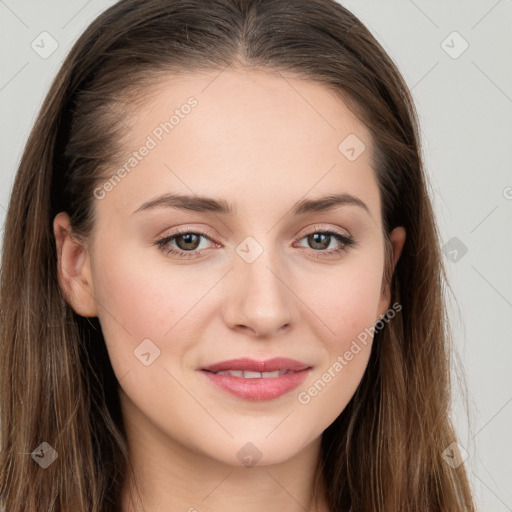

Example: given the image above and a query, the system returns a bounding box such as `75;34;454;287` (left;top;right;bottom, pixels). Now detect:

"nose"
222;245;295;338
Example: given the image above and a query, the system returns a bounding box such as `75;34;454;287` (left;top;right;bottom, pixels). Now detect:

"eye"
155;229;217;259
294;227;356;257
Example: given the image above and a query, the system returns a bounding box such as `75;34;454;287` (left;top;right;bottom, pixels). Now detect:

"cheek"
295;254;385;346
89;239;233;387
321;281;379;383
89;243;190;372
295;285;379;434
293;254;385;418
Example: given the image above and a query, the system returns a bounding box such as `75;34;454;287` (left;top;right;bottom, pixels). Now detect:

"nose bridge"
223;234;295;335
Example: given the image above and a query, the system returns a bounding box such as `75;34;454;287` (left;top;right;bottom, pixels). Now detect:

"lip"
201;357;311;373
199;357;312;401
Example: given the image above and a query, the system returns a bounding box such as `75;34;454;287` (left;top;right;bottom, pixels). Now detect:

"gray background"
1;1;511;509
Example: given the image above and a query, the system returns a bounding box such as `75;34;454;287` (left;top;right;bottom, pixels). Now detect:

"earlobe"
53;212;98;317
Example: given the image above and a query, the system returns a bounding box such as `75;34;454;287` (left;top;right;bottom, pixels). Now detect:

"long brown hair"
0;0;475;510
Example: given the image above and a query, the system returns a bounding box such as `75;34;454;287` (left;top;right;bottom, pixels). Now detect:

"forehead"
96;67;380;224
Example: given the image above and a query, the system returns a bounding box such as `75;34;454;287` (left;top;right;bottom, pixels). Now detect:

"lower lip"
201;369;311;401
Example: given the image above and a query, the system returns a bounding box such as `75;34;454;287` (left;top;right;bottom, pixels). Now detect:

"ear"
53;212;98;317
377;226;406;319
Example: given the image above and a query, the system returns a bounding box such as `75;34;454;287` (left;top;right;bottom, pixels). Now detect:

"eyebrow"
132;192;371;217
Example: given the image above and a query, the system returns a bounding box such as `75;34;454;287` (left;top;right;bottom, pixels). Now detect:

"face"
55;67;405;468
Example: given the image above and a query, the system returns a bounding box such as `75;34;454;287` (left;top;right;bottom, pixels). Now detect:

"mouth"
199;357;312;401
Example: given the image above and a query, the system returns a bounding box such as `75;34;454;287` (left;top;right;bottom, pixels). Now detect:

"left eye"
156;229;355;258
295;230;353;252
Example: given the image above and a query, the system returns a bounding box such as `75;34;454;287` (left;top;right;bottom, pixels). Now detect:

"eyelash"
155;227;356;259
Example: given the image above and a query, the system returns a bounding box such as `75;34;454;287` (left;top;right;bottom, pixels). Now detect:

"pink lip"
201;357;310;373
199;357;312;401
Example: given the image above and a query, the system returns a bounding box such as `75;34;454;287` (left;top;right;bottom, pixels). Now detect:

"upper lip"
201;357;311;373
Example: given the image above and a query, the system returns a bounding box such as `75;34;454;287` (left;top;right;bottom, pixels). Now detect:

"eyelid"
156;224;219;243
295;223;351;239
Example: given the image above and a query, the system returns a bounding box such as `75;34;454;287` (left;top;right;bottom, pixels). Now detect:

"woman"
0;0;476;510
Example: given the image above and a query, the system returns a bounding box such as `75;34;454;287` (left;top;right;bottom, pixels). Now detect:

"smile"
199;357;312;401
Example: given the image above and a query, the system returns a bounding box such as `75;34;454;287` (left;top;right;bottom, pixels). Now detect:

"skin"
54;66;406;512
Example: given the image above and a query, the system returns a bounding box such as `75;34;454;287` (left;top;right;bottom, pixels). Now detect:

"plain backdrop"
1;1;511;510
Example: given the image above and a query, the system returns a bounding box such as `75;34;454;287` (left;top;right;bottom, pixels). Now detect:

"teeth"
216;370;244;377
261;370;282;378
244;371;262;378
215;370;287;378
